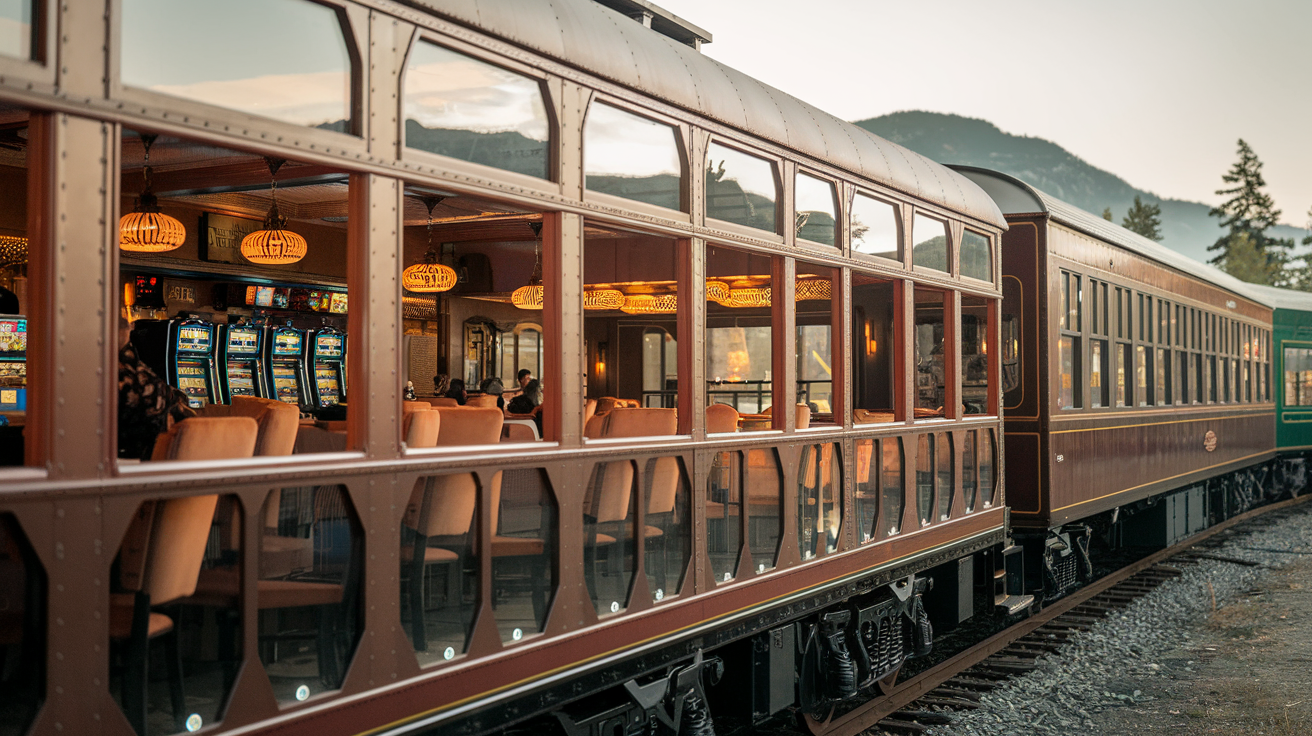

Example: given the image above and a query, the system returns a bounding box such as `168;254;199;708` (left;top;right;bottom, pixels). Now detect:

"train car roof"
950;165;1272;308
409;0;1007;230
1238;283;1312;313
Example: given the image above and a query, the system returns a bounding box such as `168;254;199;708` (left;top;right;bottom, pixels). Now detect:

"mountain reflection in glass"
912;213;949;273
404;41;550;180
585;102;682;211
851;193;899;260
706;143;777;233
794;172;836;246
960;229;992;281
120;0;352;132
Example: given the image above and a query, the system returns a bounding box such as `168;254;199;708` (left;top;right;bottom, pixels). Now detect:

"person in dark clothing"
118;339;196;460
516;368;532;390
444;378;467;405
0;285;18;314
433;373;450;397
506;379;540;415
480;377;505;410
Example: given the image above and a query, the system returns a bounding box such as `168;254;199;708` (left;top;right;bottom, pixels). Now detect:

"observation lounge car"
0;1;1012;735
954;166;1277;597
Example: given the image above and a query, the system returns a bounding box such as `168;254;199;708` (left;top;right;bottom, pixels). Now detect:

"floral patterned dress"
117;342;196;460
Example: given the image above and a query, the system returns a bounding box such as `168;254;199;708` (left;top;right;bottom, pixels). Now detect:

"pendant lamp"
402;197;458;292
705;279;731;305
794;277;832;301
583;288;624;310
511;222;544;310
241;158;308;265
120;133;187;252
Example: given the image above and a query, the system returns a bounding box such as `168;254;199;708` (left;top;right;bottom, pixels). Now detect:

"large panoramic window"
851;193;899;260
911;213;949;273
705;245;774;423
121;0;353;132
404;40;550;179
584;102;682;211
794;172;837;246
960;229;991;282
705;142;777;233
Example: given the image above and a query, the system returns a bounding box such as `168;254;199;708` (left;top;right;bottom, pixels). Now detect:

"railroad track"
806;494;1312;736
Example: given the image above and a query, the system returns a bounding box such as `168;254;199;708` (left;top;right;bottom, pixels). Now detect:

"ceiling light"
511;222;544;310
241;158;308;265
402;197;458;293
119;133;186;253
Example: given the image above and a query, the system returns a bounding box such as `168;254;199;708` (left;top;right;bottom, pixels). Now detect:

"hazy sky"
658;0;1311;227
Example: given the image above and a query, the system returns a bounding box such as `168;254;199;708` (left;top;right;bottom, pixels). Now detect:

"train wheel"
800;704;836;735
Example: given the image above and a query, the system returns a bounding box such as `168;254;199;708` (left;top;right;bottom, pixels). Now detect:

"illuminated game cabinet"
218;323;267;401
132;318;220;409
306;326;346;408
264;325;308;406
0;315;26;413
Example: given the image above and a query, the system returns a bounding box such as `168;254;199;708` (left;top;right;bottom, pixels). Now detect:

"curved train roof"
411;0;1006;229
950;165;1275;309
1239;283;1312;313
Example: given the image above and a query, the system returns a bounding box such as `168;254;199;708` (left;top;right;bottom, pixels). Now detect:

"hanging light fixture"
240;158;308;265
119;133;186;252
511;222;544;309
0;235;26;267
620;293;678;315
705;279;731;305
583;288;624;310
402;197;458;292
794;277;832;301
725;286;771;308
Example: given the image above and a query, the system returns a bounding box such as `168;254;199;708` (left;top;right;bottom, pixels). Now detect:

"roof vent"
592;0;711;50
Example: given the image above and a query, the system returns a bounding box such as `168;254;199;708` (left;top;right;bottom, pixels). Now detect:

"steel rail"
815;493;1312;736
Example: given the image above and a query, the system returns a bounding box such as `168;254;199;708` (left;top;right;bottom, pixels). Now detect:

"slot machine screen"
0;318;25;406
272;288;289;309
271;362;301;404
0;318;25;357
226;326;259;355
307;291;321;310
226;361;256;396
245;285;259;305
175;360;210;407
273;330;302;355
176;324;211;353
255;287;274;307
316;332;344;358
314;363;340;406
329;292;348;313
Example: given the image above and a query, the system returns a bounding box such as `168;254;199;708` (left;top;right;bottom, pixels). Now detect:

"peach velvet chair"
403;408;441;448
116;416;257;735
401;472;473;651
705;403;740;434
424;397;459;408
466;393;500;409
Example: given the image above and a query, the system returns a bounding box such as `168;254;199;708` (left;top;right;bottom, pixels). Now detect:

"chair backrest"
467;394;499;409
425;397;459;408
433;406;504;446
143;494;220;605
705;403;739;434
228;396;300;456
587;461;634;524
584;398;597;425
403;474;476;537
403;409;441;448
795;403;811;430
150;416;259;462
403;400;432;414
647;457;681;515
583;414;606;440
503;422;539;442
599;408;677;439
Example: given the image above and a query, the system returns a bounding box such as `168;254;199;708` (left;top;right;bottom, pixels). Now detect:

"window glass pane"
935;432;953;521
1156;348;1168;405
1194;353;1203;403
1285;348;1312;406
706;142;777;232
916;434;934;526
0;514;42;734
584;102;682;211
1071;276;1083;332
707;450;742;583
882;437;904;534
853;276;896;424
1210;355;1218;403
644;457;690;603
584;461;637;616
1058;335;1080;409
1000;272;1021;396
403;473;479;663
1116;343;1129;407
980;429;996;507
1177;350;1188;405
1137;345;1150;406
914;288;947;416
1091;339;1107;408
794;172;836;246
797;443;841;559
122;0;352;132
962;431;977;513
492;469;556;639
911;214;948;273
0;105;29;468
747;448;782;573
706;245;774;422
960;229;991;281
851;193;899;260
796;262;836;426
855;439;877;543
962;295;990;415
0;0;33;60
404;41;549;179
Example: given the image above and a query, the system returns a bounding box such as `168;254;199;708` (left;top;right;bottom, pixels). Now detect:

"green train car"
1247;284;1312;483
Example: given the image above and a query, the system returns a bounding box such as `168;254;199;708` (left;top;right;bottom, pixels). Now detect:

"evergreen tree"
1217;231;1285;285
1101;207;1113;222
1121;196;1163;241
1207;139;1293;268
1305;205;1312;246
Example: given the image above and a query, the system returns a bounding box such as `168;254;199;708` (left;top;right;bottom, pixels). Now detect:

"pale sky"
658;0;1312;227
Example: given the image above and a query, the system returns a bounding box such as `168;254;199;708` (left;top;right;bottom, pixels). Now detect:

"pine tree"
1217;231;1285;285
1207;139;1293;267
1121;196;1163;241
1101;207;1113;222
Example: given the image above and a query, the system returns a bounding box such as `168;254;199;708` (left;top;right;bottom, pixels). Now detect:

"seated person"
516;368;533;391
118;319;196;460
444;378;467;406
507;379;543;435
479;377;505;410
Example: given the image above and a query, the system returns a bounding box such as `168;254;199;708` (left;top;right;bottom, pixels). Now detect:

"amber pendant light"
511;222;544;310
119;133;187;252
241;157;308;265
402;197;458;292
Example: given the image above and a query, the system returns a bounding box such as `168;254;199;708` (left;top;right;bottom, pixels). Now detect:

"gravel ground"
913;502;1312;736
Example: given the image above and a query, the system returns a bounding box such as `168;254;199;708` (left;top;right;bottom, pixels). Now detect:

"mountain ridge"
854;111;1305;265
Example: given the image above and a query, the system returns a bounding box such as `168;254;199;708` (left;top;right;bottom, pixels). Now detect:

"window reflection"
961;295;990;415
960;230;991;281
796;262;836;426
914;288;947;417
707;450;742;583
882;437;904;535
706;143;777;232
706;245;774;422
851;193;899;260
404;41;549;179
584;102;682;211
0;513;43;735
794;172;836;246
852;276;896;424
0;0;34;61
911;213;948;273
797;443;840;559
746;448;782;573
643;456;690;603
121;0;353;132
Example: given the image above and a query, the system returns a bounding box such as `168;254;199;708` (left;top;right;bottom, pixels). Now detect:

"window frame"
703;137;784;239
792;168;839;249
581;94;691;219
848;188;904;268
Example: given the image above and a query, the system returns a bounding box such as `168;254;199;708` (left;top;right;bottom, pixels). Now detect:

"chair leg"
164;619;187;732
408;534;428;652
316;606;340;689
218;608;238;694
123;591;151;736
529;555;547;626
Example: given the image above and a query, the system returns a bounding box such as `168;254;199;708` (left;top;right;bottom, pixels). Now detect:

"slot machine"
306;326;346;408
218;322;267;402
0;315;27;414
131;318;220;408
264;324;308;407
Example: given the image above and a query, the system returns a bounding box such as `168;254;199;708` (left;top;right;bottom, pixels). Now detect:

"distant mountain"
855;111;1306;264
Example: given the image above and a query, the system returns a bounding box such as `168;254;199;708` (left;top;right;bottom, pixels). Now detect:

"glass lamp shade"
241;227;308;265
0;235;27;266
402;262;458;292
119;211;187;252
620;294;677;314
583;288;624;310
794;277;832;301
725;286;771;308
511;283;543;310
705;279;730;305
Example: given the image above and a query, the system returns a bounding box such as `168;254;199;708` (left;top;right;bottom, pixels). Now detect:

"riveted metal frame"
578;90;694;223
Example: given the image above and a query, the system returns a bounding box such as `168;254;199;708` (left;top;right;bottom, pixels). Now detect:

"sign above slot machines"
200;213;259;265
244;285;347;314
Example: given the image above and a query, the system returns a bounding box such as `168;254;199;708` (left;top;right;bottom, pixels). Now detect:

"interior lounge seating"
705;403;739;434
401;474;474;651
113;416;258;736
